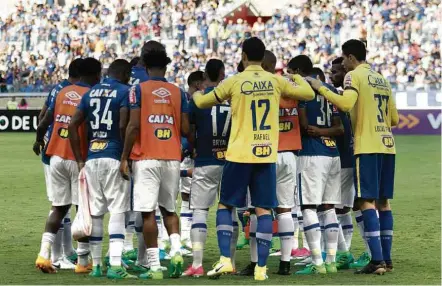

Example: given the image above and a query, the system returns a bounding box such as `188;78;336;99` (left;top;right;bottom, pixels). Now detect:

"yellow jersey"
193;65;315;163
319;63;398;155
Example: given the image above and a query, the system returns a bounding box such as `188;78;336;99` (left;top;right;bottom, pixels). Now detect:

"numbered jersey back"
79;79;129;161
189;87;231;167
299;83;340;157
129;66;149;86
344;64;396;154
46;84;89;161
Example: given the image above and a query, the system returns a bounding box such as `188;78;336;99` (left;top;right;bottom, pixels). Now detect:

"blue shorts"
219;161;277;209
354;154;395;200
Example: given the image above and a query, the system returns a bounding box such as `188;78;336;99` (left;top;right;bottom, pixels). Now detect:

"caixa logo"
155;128;172;140
252;145;272;157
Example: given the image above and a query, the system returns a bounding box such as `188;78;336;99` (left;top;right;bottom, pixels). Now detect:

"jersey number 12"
90;98;113;130
250;99;270;131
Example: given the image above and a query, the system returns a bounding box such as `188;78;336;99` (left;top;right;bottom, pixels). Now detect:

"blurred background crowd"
0;0;440;93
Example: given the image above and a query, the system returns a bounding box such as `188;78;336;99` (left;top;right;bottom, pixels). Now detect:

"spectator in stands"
6;96;18;110
18;98;28;110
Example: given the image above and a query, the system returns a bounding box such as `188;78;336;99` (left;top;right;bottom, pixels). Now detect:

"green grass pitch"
0;133;440;284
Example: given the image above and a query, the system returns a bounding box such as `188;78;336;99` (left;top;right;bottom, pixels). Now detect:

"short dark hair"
242;37;265;62
108;59;131;79
205;59;224;82
287;55;313;75
129;57;140;68
332;57;344;65
79;57;102;77
342;39;366;61
143;50;171;69
237;61;244;73
141;40;165;57
68;58;83;78
311;67;325;82
187;71;204;87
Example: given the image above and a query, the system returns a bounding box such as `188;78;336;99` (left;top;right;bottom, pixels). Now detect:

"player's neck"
244;61;262;68
205;81;218;88
68;77;80;84
352;60;367;70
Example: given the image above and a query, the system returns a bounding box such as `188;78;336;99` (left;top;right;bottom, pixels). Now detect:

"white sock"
323;209;339;263
51;226;63;263
298;212;310;250
77;242;90;266
155;209;165;250
231;210;239;269
169;233;182;256
354;210;371;255
291;208;299;250
338;212;354;250
135;212;147;265
147;247;161;270
318;211;325;253
39;232;56;260
249;214;258;263
277;212;294;262
180;200;192;243
62;209;75;256
191;209;208;268
109;213;125;267
124;211;135;251
302;208;322;266
90;215;104;266
337;223;348;252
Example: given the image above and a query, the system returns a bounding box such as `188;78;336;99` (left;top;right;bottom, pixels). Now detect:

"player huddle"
32;37;398;281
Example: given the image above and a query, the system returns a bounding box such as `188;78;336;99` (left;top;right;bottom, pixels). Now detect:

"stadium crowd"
0;0;440;92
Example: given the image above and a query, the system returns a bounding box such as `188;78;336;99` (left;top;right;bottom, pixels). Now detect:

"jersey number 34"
90;98;113;130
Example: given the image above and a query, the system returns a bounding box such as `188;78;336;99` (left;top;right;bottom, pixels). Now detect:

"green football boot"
336;251;354;270
89;265;103;277
270;236;281;253
325;262;337;273
236;232;249;250
123;249;138;261
66;252;78;265
349;252;370;269
139;269;164;280
107;266;137;279
295;263;327;275
168;252;184;278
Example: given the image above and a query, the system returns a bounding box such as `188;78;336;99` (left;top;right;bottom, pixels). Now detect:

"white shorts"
190;165;223;209
276;152;297;208
43;163;53;201
180;157;194;194
298;156;341;206
336;168;355;209
50;156;79;206
133;160;180;213
84;158;130;216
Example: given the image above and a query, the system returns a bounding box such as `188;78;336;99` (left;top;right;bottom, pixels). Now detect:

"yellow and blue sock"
216;209;233;257
256;214;273;267
379;210;393;263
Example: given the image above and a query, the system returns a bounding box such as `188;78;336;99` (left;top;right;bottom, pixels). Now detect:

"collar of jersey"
357;63;371;70
204;86;215;94
148;76;167;82
104;77;122;84
76;81;91;88
244;65;264;72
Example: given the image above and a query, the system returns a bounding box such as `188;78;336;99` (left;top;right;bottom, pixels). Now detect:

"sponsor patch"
344;73;352;88
65;91;81;101
252;145;272;157
89;140;108;152
382;136;395;148
155;128;172;140
58;127;69;138
129;86;137;104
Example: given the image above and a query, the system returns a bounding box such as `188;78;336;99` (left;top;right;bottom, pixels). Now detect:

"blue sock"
256;214;273;267
237;209;246;230
216;209;233;257
362;209;383;262
379;210;393;263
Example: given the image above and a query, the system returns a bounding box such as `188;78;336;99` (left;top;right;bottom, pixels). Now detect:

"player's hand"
307;125;323;137
187;169;193;178
32;140;45;156
305;76;323;91
77;161;85;171
120;159;130;181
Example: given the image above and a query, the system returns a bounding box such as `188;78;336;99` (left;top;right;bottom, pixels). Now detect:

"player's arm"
306;74;357;112
38;88;55;122
308;115;344;137
281;74;315;101
388;86;399;127
298;102;309;135
68;109;86;170
33;108;54;155
119;88;130;142
120;86;141;180
193;77;233;109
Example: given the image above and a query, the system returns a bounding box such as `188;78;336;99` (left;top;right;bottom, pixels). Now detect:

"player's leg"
133;160;164;280
354;154;386;275
249;163;277;281
207;162;250;278
295;156;326;275
62;209;76;263
36;156;71;274
179;157;193;250
376;154;395;272
158;160;183;278
237;205;257;276
274;152;296;275
123;179;136;260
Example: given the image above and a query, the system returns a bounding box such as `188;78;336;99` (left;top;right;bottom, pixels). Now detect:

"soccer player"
286;56;343;275
120;48;190;279
37;58;83;269
192;37;315;281
33;57;102;274
179;70;204;252
307;39;398;274
329;57;360;269
182;59;230;277
68;59;136;279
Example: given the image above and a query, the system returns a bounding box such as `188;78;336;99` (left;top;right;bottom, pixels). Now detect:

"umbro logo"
152;87;171;98
65;91;81;101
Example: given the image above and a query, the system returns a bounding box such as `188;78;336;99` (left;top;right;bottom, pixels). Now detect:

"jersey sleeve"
45;87;56;107
129;84;142;109
180;89;189;113
48;89;58;111
188;99;197;124
318;85;358;112
280;75;315;101
343;71;360;94
77;92;89;113
388;85;399;126
193;77;234;108
120;87;129;108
